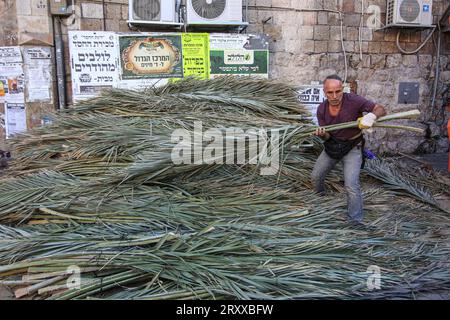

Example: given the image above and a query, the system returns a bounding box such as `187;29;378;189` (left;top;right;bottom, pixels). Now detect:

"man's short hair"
324;74;343;84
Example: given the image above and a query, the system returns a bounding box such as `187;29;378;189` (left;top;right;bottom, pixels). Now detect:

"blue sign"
423;5;430;12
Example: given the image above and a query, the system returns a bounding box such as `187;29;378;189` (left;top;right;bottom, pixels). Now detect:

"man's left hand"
357;113;377;129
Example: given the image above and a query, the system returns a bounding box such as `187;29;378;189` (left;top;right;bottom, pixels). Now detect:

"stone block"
104;0;128;4
372;31;385;41
292;0;321;10
264;24;282;41
343;41;355;52
282;25;299;41
314;41;328;53
367;42;381;54
330;26;343;41
384;30;397;41
357;67;375;80
300;40;315;54
370;54;386;68
346;27;359;41
313;25;330;41
16;0;32;15
318;68;339;80
17;15;51;34
323;0;339;11
81;3;104;19
441;71;450;82
106;3;122;20
274;52;293;67
328;12;341;25
328;40;342;53
357;41;369;53
341;0;355;12
343;14;361;27
381;42;399;54
360;27;373;41
276;0;291;6
418;55;433;68
409;31;422;43
31;0;49;16
105;19;119;32
397;30;410;42
386;54;402;68
373;70;390;82
80;18;104;31
284;39;302;54
318;12;328;25
302;12;317;25
298;26;314;40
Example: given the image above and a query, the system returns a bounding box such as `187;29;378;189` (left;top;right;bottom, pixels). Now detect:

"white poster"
0;47;22;66
0;46;24;104
117;78;168;91
22;47;53;102
0;66;25;104
209;34;250;50
5;102;27;138
68;31;119;102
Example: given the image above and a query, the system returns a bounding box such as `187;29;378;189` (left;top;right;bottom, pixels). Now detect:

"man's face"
323;79;344;107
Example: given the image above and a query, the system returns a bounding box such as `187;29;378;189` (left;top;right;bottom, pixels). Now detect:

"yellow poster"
181;33;210;79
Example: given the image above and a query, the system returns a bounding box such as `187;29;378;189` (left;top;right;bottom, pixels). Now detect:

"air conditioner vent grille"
191;0;227;19
399;0;421;22
133;0;161;21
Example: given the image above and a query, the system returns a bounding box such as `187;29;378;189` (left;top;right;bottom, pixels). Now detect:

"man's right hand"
314;127;330;140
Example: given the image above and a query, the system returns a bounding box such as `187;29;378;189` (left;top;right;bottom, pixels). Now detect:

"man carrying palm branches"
311;74;387;224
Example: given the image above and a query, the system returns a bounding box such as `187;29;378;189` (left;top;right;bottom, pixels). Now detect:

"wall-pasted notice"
0;46;26;138
69;31;119;102
181;33;209;79
5;102;26;138
22;47;53;102
209;33;269;79
68;32;268;99
0;47;25;104
119;35;183;79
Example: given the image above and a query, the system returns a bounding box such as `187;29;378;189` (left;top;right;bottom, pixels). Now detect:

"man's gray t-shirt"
317;93;376;140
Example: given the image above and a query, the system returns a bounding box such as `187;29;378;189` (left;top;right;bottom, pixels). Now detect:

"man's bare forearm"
373;104;387;118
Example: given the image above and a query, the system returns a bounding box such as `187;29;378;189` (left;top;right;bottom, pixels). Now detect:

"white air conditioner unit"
386;0;433;27
128;0;180;24
186;0;244;25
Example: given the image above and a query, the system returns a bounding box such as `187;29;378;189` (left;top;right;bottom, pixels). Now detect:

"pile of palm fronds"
0;77;448;300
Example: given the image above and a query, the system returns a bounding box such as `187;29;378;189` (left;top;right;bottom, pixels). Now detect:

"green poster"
119;35;183;79
181;33;210;79
210;50;268;77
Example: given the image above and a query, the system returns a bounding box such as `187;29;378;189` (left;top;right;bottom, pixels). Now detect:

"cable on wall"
395;27;436;55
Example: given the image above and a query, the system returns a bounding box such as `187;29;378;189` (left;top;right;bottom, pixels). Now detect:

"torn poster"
0;47;22;67
22;46;53;102
0;46;24;104
5;102;27;138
